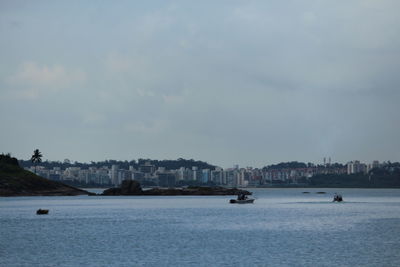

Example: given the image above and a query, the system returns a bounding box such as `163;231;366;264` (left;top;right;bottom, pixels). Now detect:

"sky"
1;0;399;168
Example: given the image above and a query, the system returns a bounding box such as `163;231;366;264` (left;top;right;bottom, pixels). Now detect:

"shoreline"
3;187;400;197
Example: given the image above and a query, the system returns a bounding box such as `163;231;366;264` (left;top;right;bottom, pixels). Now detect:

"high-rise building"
347;161;367;174
110;165;119;185
211;169;223;185
202;169;210;183
139;161;155;175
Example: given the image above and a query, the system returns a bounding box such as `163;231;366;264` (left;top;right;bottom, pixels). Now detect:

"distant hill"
0;154;90;196
19;158;217;171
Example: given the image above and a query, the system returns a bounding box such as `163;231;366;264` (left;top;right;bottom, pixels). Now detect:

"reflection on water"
1;188;400;267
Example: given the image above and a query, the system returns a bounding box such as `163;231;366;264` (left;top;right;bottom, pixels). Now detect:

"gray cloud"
0;1;399;167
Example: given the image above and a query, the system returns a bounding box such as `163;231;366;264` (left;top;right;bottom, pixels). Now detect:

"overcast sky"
1;0;399;168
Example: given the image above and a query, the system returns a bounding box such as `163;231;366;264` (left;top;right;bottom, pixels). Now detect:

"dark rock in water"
121;180;143;195
102;181;251;196
143;186;251;196
102;180;143;195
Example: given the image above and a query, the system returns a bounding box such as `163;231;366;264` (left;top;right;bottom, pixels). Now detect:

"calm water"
1;188;400;267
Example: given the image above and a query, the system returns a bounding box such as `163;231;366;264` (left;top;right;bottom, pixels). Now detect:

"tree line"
18;157;216;171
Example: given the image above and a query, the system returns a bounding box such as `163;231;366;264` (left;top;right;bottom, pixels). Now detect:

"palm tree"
31;149;43;174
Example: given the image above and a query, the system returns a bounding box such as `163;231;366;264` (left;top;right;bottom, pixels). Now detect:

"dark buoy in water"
36;209;49;215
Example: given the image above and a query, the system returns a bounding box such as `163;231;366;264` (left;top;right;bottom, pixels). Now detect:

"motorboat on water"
230;198;255;204
229;193;255;204
333;193;343;202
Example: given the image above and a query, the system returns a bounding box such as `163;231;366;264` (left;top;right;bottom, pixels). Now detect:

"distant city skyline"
17;153;392;170
1;1;399;168
22;156;393;188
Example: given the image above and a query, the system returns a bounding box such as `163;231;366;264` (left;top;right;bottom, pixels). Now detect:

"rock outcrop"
102;180;143;195
102;180;251;196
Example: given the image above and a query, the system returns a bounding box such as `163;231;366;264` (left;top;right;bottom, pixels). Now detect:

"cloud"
123;120;167;134
105;53;132;73
162;94;184;105
136;88;156;97
1;1;400;165
82;112;107;126
6;62;86;98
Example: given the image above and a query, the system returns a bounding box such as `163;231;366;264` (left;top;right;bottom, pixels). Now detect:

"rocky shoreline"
102;180;251;196
0;177;91;197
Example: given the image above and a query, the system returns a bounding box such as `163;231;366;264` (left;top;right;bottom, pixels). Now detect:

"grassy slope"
0;162;89;196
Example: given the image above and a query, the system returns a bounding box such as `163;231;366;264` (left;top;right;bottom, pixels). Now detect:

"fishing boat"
229;198;255;204
36;209;49;215
333;193;343;202
229;193;255;204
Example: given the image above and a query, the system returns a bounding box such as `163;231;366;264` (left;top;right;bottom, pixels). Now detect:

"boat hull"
333;194;343;202
229;199;255;204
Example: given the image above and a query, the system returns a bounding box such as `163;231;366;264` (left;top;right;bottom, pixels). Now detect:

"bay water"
1;188;400;266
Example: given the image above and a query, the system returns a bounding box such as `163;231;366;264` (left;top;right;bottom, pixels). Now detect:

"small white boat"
229;198;255;204
230;193;254;204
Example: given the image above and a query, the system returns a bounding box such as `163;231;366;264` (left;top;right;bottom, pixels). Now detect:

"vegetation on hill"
262;161;346;170
0;154;90;196
30;149;43;173
263;161;308;170
19;157;216;171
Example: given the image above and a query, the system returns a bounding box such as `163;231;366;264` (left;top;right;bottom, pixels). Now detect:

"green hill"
0;154;90;196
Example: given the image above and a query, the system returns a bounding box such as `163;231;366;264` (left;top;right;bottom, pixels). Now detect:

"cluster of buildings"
28;162;261;187
347;160;381;174
27;160;382;187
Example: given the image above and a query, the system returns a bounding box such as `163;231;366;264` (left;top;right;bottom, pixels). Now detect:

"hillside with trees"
0;154;91;196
